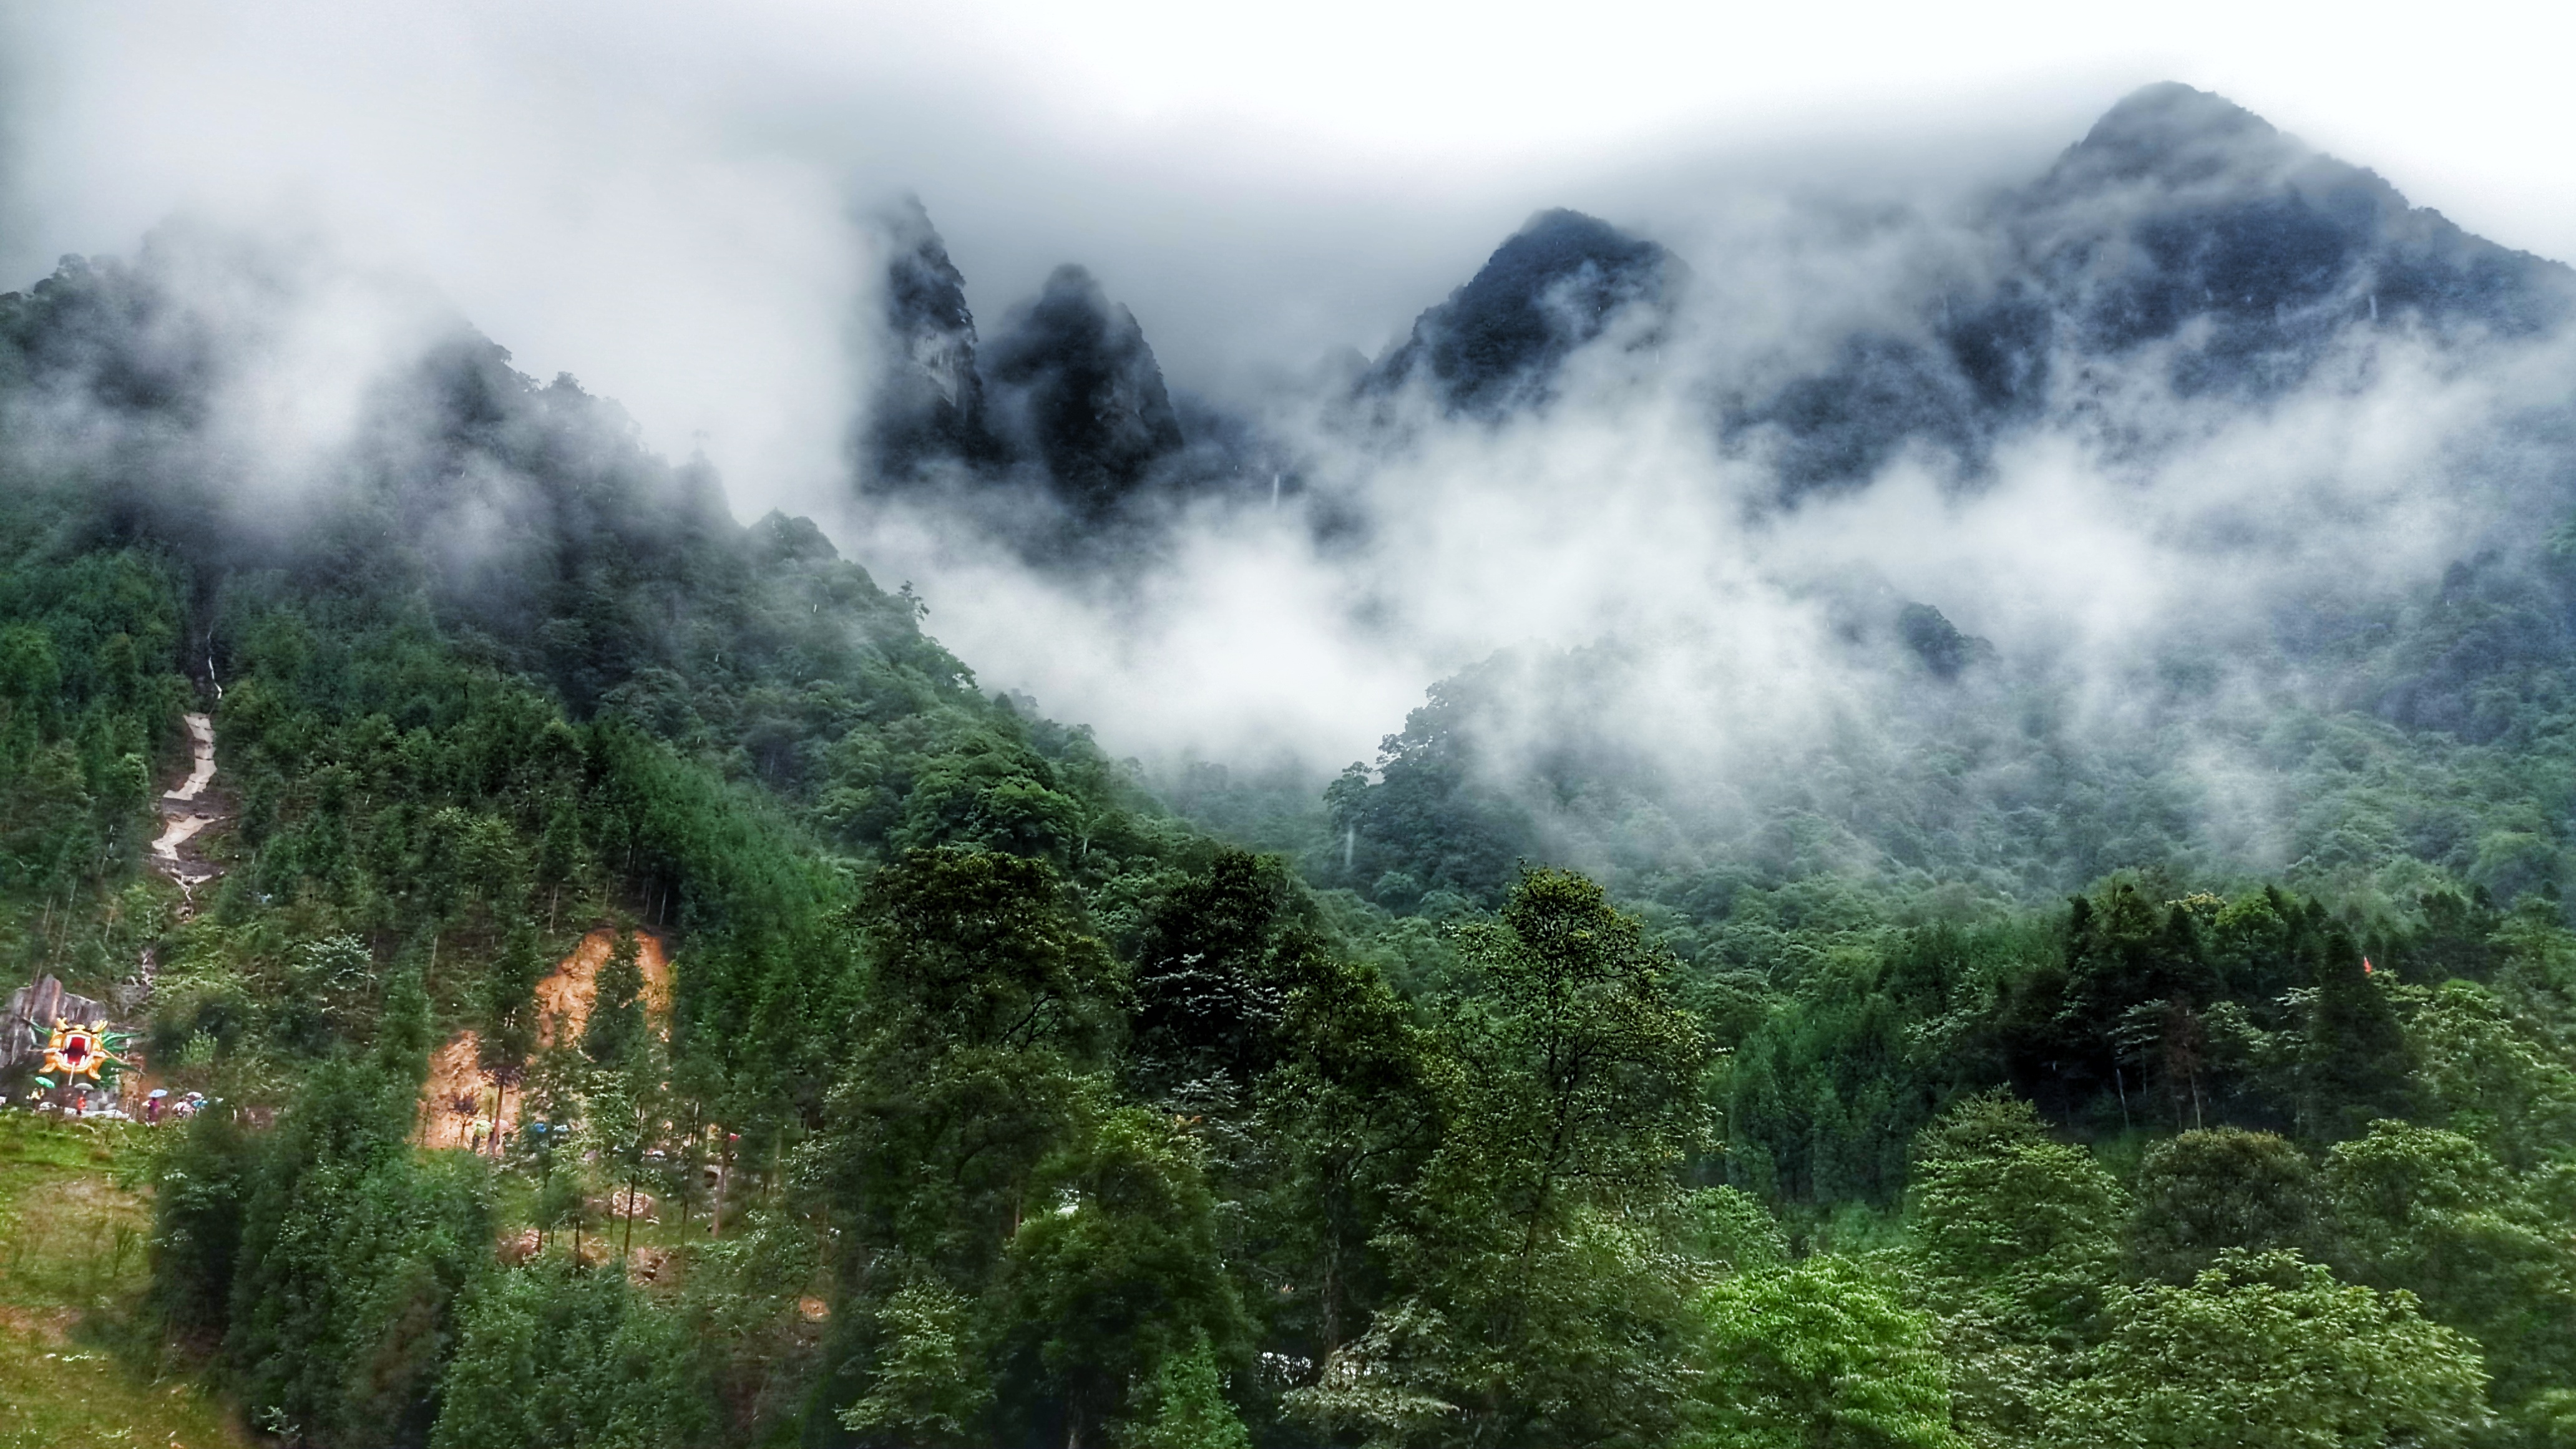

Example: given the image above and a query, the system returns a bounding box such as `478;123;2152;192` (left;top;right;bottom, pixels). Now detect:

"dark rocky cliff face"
980;263;1186;524
855;203;1208;564
861;196;997;484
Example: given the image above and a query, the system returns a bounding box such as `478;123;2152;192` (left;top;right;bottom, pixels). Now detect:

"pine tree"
584;932;647;1070
2306;932;2414;1139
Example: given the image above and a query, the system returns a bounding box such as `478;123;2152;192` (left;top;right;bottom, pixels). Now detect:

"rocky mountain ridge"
854;82;2576;551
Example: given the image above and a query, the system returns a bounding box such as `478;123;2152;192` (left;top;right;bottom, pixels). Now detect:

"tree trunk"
711;1134;730;1237
678;1105;700;1234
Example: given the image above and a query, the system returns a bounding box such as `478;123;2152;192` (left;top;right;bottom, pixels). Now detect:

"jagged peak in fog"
864;194;993;482
856;205;1254;567
981;263;1186;521
811;82;2576;822
1721;82;2576;502
849;83;2576;562
1360;207;1683;416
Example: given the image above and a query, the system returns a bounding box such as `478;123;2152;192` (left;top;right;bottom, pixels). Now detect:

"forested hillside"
5;87;2576;1449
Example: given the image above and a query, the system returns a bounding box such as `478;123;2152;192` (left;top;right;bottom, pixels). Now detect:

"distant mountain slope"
826;85;2576;929
1307;87;2576;921
0;222;1178;870
1731;82;2576;497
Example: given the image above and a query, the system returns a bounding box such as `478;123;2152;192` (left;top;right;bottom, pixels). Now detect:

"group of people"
0;1086;209;1122
144;1089;209;1124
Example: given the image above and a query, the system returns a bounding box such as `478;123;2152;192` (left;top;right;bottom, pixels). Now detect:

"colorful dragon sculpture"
32;1016;125;1092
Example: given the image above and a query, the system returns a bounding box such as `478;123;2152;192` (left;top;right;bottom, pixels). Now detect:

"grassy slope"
0;1115;252;1449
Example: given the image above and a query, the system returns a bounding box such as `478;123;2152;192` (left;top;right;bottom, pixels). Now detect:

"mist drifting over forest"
9;15;2572;905
11;8;2576;1449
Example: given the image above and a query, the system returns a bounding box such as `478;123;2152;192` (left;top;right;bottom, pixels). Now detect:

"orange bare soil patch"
535;928;672;1050
416;928;671;1149
419;1033;488;1151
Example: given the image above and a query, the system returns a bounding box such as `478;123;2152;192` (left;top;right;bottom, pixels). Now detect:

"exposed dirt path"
92;710;230;1040
150;712;225;908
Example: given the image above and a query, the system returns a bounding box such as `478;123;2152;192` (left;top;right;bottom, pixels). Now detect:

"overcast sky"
4;0;2571;522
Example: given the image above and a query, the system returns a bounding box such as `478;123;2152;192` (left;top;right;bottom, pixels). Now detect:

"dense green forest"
7;224;2576;1449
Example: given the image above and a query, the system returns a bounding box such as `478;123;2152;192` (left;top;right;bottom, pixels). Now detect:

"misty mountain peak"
852;204;1244;568
982;263;1185;522
862;196;996;482
1367;207;1680;414
1733;84;2575;505
998;263;1127;341
879;195;972;332
2014;82;2570;376
2052;82;2293;192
